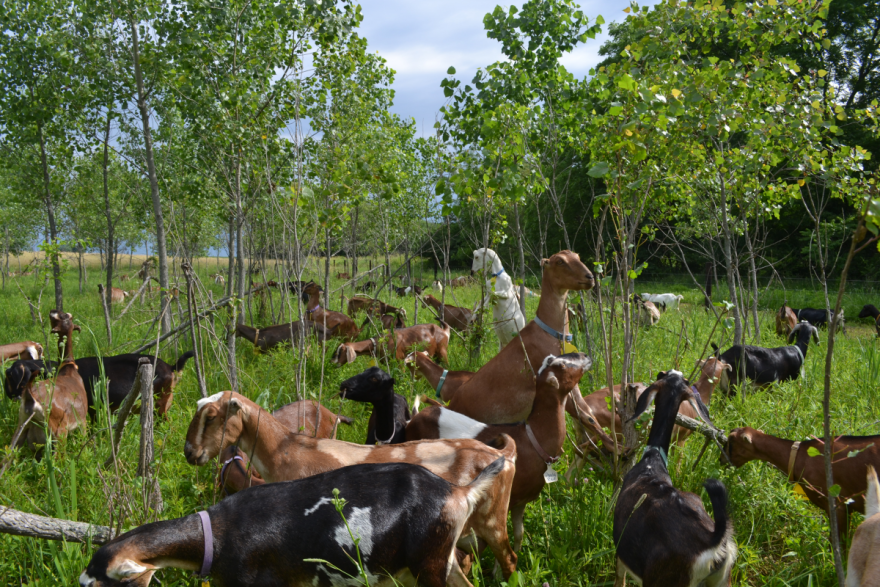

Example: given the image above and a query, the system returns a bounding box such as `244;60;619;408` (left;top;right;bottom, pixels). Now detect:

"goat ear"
540;258;549;267
656;371;666;380
812;327;820;345
687;391;713;426
227;396;244;416
543;372;560;390
787;324;799;344
628;384;658;422
345;346;356;364
108;559;148;580
721;361;732;372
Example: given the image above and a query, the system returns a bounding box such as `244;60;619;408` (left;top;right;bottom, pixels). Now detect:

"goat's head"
537;353;592;396
471;247;501;275
403;351;427;379
788;321;820;345
696;357;732;386
722;427;761;467
80;546;156;587
338;366;394;404
540;250;594;292
303;281;323;299
49;310;80;336
629;370;713;443
184;391;245;466
331;343;357;365
858;304;879;319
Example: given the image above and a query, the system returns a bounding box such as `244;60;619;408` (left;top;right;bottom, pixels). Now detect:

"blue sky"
356;0;647;135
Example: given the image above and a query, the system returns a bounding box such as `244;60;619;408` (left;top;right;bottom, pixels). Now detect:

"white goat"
641;292;684;311
472;248;526;348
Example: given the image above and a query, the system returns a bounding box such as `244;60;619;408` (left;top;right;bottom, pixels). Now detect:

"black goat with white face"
713;321;820;394
613;370;736;587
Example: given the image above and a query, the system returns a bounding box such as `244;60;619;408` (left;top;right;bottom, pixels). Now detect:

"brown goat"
724;427;880;537
446;251;594;424
234;321;337;352
405;350;475;401
346;295;405;318
332;323;451;366
422;294;473;331
303;282;359;338
184;392;518;578
407;353;591;551
0;341;42;362
776;305;798;337
16;311;87;454
360;312;406;331
217;399;353;495
336;272;350;280
847;466;880;586
101;286;129;304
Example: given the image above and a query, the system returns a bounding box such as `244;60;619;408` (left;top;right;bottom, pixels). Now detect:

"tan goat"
0;341;42;362
332;323;450;366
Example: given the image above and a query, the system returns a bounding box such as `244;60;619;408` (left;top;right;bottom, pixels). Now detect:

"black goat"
4;359;57;400
74;352;194;417
791;307;844;331
80;460;505;587
713;321;819;394
613;370;736;586
858;304;880;337
338;366;409;444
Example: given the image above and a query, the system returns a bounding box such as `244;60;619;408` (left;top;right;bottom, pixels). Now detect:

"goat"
80;460;507;587
100;286;129;304
449;276;472;288
405;351;474;401
776;305;798;337
633;295;661;326
217;399;353;495
183;391;518;577
431;279;444;291
614;370;736;587
335;271;350;279
791;306;843;331
724;426;880;538
357;280;377;292
72;351;194;416
447;250;594;424
331;322;450;366
234;320;336;352
422;294;473;331
0;341;43;362
472;248;526;347
847;466;880;587
338;367;410;445
407;353;591;552
345;295;405;318
393;284;423;296
209;272;225;285
640;292;683;310
858;304;880;337
359;313;406;331
713;320;819;394
302;282;359;338
4;359;57;400
16;311;88;454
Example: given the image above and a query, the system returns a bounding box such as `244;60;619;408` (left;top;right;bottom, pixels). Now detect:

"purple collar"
306;305;321;314
197;510;213;577
219;454;245;496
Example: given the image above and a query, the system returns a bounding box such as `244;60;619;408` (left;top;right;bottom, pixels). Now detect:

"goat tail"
483;432;517;464
336;414;354;426
866;466;880;519
173;350;196;371
710;342;720;357
704;479;730;547
461;456;506;512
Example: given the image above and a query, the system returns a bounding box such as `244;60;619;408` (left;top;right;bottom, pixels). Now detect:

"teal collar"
534;316;572;342
643;445;668;468
435;370;448;398
492;269;505;277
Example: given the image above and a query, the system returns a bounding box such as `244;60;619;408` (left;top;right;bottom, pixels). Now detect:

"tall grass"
0;268;877;585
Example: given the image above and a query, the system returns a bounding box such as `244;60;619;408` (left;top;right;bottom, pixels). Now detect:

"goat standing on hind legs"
613;370;736;587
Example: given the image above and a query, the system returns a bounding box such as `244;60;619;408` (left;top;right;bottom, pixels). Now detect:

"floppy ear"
812;326;820;345
540;258;549;267
227;396;244;416
686;389;713;426
787;324;799;344
721;361;732;372
656;371;666;381
108;559;148;581
628;383;659;422
543;371;560;390
345;346;357;364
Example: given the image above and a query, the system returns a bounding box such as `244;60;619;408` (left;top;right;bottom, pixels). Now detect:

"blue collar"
534;316;572;342
435;370;448;398
492;268;505;277
643;445;668;467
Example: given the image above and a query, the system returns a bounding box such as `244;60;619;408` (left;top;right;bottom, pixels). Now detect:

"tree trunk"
3;225;7;290
324;229;331;308
130;18;170;334
718;171;742;344
351;204;359;282
102;110;115;312
513;202;527;314
35;118;63;311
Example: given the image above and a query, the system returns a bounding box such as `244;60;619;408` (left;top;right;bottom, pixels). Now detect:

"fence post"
136;358;162;515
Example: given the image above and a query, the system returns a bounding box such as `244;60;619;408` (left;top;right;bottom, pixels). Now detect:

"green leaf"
829;484;841;498
588;162;610;177
807;447;822;458
447;66;456;75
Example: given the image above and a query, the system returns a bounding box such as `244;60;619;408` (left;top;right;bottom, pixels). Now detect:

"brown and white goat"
724;427;880;538
0;341;42;362
16;311;87;453
217;399;353;495
407;353;592;551
847;466;880;587
81;460;506;587
446;250;594;424
776;305;798;338
332;323;450;366
303;282;359;338
184;391;518;577
422;294;473;331
101;286;129;304
614;370;736;587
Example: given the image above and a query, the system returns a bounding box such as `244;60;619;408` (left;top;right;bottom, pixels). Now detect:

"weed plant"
0;263;877;585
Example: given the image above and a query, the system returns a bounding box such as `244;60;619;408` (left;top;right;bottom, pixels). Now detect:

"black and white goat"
4;359;56;400
80;460;505;587
338;366;410;445
613;370;736;587
713;321;819;394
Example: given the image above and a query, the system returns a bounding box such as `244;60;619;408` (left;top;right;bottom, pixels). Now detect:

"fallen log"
674;412;728;445
0;506;115;544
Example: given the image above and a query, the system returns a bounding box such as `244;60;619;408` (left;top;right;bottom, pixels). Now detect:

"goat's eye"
205;416;214;423
371;378;378;383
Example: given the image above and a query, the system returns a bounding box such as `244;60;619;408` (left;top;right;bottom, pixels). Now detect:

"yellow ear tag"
491;277;496;285
563;342;579;354
202;581;210;587
368;358;378;367
793;483;809;500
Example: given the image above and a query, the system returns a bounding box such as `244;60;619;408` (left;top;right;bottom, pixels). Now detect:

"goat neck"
413;351;443;385
369;385;398;443
639;372;709;457
534;279;569;337
229;397;292;483
524;378;568;459
727;427;796;475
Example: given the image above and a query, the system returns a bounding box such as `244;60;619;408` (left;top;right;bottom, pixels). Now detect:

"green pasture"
0;262;878;586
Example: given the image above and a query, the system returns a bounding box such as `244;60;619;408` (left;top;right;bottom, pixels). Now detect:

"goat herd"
1;248;879;586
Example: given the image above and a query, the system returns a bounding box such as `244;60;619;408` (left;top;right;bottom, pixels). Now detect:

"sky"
356;0;645;136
